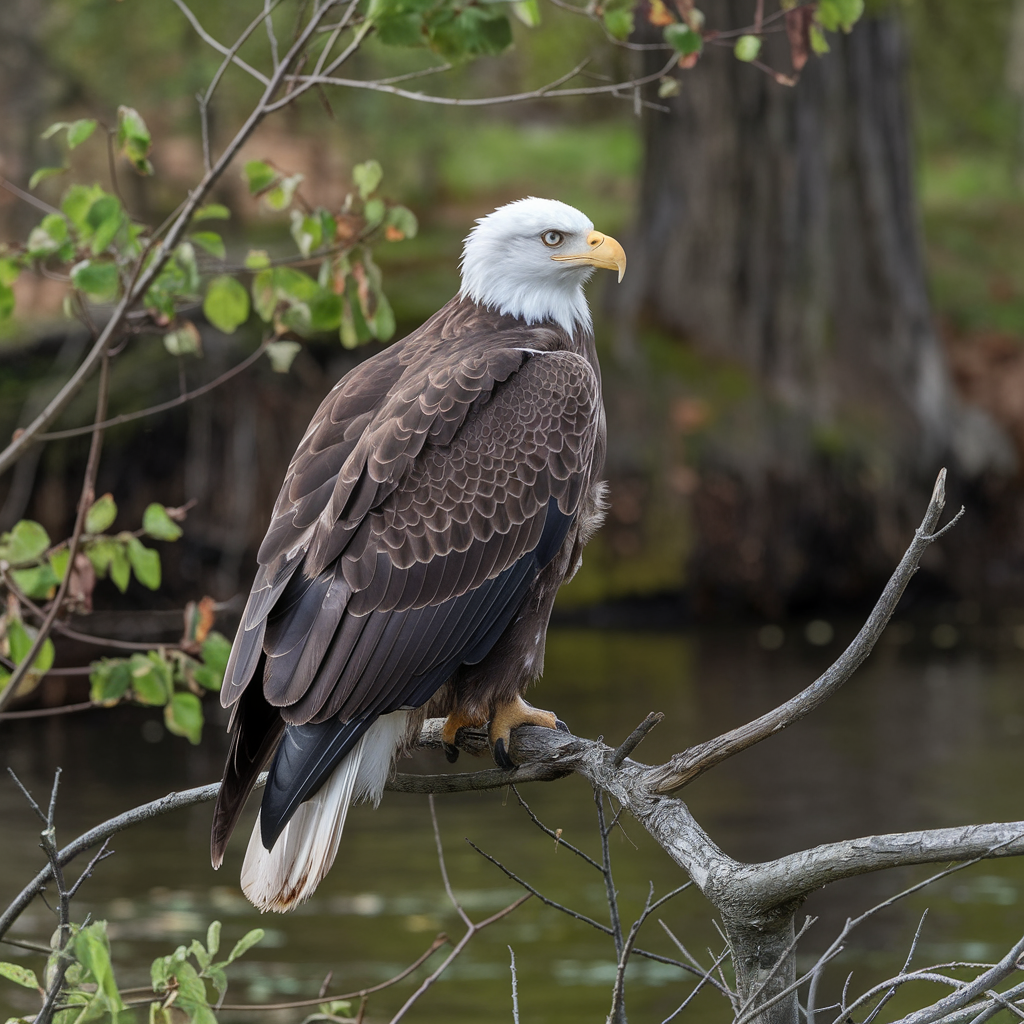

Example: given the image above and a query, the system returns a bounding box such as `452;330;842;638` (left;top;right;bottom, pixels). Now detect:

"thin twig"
612;711;664;767
0;352;111;712
428;794;472;930
284;54;678;109
36;772;72;1024
509;946;520;1024
216;935;447;1010
512;786;604;871
387;896;530;1023
861;910;930;1024
608;884;656;1023
0;175;62;215
649;469;963;793
170;0;270;84
595;787;624;962
66;839;114;900
264;0;280;67
468;838;613;936
662;946;732;1022
37;339;269;440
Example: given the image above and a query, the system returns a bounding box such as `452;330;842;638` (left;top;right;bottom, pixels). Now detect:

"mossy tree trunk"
616;7;1006;614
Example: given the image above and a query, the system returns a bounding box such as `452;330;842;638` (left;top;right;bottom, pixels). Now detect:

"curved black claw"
442;742;460;764
493;737;516;772
555;718;570;734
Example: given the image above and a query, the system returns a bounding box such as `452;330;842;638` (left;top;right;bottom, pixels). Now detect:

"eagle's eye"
541;230;565;248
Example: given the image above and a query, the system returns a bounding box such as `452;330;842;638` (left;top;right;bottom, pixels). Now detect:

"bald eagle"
211;197;626;912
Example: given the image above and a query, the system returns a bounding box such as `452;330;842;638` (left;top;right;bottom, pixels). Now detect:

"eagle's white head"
459;197;627;336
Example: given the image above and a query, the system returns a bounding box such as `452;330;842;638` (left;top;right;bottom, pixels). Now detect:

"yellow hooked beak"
550;230;627;282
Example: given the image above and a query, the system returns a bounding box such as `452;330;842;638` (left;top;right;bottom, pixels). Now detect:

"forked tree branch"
648;468;963;793
4;470;1016;992
284;54;679;108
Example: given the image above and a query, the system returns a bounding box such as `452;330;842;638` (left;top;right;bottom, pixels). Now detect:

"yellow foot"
441;708;488;763
489;696;569;771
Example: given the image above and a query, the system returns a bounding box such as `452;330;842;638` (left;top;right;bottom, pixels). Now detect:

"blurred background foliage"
3;0;1024;621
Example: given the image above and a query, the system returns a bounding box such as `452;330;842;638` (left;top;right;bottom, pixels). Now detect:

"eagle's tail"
240;711;410;913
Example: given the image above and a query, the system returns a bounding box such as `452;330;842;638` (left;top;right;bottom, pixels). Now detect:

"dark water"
2;623;1024;1023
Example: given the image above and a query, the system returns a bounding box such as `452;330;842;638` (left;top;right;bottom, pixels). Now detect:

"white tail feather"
240;711;410;912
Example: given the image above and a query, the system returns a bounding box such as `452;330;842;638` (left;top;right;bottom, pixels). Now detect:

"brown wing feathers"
211;300;600;863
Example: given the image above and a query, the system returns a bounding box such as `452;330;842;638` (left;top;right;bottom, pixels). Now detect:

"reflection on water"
2;623;1024;1023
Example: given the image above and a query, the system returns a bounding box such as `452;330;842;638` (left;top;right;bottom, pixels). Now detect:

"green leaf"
664;22;702;54
0;962;40;990
0;256;21;287
26;213;69;258
817;0;863;32
85;537;115;577
658;76;682;98
266;340;302;373
165;691;203;744
196;631;231;691
110;542;130;592
143;503;184;542
252;268;277;322
290;211;322;258
128;536;161;589
243;160;277;195
67;119;98;149
41;121;71;140
117;105;153;174
74;922;127;1014
49;547;69;582
167;960;217;1024
370;291;396;341
320;1001;354;1017
353;160;383;200
364;197;385;228
86;493;118;534
164;321;203;357
512;0;541;27
0;282;12;321
71;260;119;302
224;928;264;965
188;938;211;971
62;183;105;230
245;249;271;270
308;291;343;333
384;205;418;241
28;166;67;190
264;173;304;211
734;34;761;61
10;564;59;601
7;621;55;685
1;519;50;564
206;921;222;959
603;7;634;39
130;651;172;705
203;275;250;334
6;620;31;666
809;23;830;53
274;266;320;303
89;658;132;706
191;231;226;259
194;203;230;221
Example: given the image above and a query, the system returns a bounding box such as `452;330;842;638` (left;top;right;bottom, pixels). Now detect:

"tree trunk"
725;910;800;1024
616;7;1010;614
